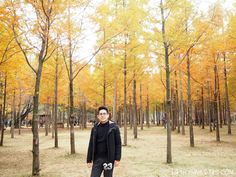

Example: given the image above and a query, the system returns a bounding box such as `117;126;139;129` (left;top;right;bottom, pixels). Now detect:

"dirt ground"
0;124;236;177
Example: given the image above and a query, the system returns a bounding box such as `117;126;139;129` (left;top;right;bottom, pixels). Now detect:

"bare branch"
0;36;15;65
13;29;37;74
169;29;206;73
44;46;58;62
59;43;70;79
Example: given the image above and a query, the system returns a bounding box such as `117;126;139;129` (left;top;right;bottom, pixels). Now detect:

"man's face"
97;109;109;124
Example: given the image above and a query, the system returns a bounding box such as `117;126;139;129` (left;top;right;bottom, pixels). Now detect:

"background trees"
0;0;236;176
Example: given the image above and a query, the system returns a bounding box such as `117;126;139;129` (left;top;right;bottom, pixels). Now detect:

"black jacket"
87;121;122;163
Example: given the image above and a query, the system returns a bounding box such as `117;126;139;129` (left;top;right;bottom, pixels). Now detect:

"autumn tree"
9;0;66;175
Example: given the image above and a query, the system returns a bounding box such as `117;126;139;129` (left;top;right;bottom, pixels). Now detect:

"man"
87;106;121;177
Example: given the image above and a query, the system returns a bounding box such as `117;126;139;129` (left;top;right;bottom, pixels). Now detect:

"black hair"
98;106;109;113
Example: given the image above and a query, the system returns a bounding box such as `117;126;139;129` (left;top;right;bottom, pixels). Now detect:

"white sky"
196;0;234;12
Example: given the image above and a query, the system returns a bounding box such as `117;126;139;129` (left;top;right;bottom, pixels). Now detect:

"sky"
196;0;234;12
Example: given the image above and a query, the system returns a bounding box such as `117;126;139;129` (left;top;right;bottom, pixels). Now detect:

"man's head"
97;106;109;124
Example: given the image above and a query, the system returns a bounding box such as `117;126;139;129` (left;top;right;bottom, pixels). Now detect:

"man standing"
87;106;122;177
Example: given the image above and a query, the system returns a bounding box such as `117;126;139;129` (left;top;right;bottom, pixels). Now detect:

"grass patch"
0;125;236;177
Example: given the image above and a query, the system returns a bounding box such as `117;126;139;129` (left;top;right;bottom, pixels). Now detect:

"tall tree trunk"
18;89;22;135
112;80;117;122
146;92;150;128
67;102;69;129
179;68;185;135
123;34;128;146
0;81;3;141
11;90;16;138
83;95;87;129
207;81;213;132
129;96;132;129
170;88;174;131
216;67;223;129
133;79;137;138
45;117;49;136
69;70;75;153
187;52;194;147
117;108;121;127
69;47;75;154
103;68;106;105
62;106;65;128
45;98;49;136
0;75;7;146
223;53;231;134
175;71;180;133
80;94;84;130
54;53;59;148
51;101;55;138
68;4;75;154
156;104;160;125
140;83;143;130
160;0;172;163
32;60;43;175
201;87;205;129
214;57;220;142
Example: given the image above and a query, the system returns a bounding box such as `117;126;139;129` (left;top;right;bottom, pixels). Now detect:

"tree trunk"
146;92;150;128
217;67;223;129
201;87;205;129
54;53;59;148
187;52;194;147
160;0;172;163
123;34;128;146
214;58;220;142
11;90;16;138
0;74;7;146
223;53;231;134
0;81;3;142
69;51;75;154
68;5;75;154
112;80;117;122
51;102;55;138
129;96;132;129
171;88;175;131
32;60;43;176
222;102;226;125
140;83;143;130
18;89;22;135
67;104;69;129
103;68;106;105
83;95;87;129
62;106;65;128
175;71;180;133
45;115;49;136
133;79;138;138
45;97;50;136
79;96;84;130
156;105;160;125
179;67;185;135
207;81;213;132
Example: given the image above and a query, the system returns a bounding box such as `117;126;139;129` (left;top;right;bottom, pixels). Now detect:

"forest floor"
0;124;236;177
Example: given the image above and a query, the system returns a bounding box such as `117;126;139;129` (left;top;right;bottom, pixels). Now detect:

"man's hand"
114;160;120;167
87;163;92;168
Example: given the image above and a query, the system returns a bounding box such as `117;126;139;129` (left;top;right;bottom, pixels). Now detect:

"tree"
159;0;172;163
10;1;64;175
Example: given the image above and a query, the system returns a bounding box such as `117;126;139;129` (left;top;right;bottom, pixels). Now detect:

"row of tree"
0;0;236;176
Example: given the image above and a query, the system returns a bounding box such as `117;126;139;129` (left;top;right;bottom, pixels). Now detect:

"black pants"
90;158;114;177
